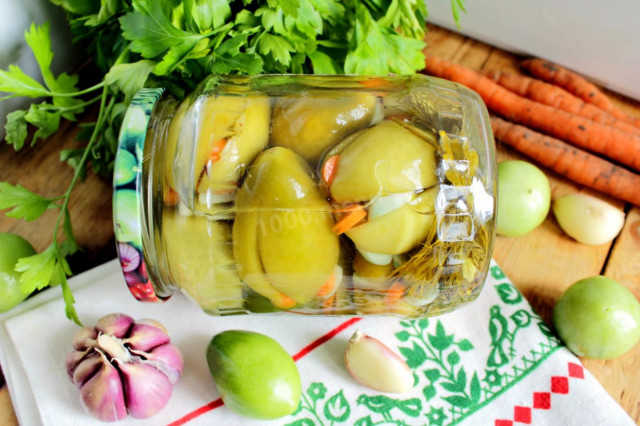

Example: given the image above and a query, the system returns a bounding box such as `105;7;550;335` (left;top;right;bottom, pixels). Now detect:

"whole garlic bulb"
65;313;184;422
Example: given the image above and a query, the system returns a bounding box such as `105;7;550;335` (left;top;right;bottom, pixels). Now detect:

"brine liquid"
142;75;495;318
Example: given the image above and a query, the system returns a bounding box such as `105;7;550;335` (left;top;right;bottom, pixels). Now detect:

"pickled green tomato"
496;160;551;237
553;276;640;359
206;330;301;419
0;233;36;312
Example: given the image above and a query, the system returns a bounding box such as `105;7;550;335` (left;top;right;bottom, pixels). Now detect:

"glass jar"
113;74;496;318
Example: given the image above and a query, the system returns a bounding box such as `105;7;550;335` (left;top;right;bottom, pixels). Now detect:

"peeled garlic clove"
96;313;134;338
124;322;170;351
72;327;98;350
80;354;127;422
553;193;625;245
345;330;413;393
116;360;173;419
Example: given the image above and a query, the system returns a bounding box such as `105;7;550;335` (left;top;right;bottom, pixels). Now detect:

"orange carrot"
484;70;640;135
208;138;228;163
164;187;179;206
423;56;640;172
273;293;297;310
360;77;391;88
384;281;406;306
316;273;336;298
331;206;367;235
322;155;339;186
322;294;336;310
520;58;635;126
491;115;640;206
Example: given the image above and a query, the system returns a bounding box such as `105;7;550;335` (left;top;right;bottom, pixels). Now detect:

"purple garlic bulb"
65;313;183;422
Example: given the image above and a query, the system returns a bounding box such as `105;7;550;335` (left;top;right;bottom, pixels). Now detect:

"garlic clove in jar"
345;330;413;393
66;313;183;421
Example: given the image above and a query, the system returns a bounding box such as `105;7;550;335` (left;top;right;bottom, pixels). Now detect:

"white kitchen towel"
0;259;634;426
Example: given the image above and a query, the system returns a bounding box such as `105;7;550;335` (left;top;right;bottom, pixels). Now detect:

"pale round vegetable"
496;160;551;237
552;193;625;245
553;276;640;359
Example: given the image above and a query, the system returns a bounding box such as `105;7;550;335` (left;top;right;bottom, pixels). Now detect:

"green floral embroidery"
426;406;448;426
495;283;522;304
282;267;562;426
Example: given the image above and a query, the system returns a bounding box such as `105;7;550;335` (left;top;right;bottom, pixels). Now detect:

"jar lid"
113;88;166;302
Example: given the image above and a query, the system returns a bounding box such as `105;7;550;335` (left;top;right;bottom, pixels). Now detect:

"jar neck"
141;97;180;298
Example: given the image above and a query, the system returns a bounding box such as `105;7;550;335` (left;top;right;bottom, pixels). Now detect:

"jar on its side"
113;74;496;318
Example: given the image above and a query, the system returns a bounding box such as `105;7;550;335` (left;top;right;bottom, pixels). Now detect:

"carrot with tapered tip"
490;115;640;206
484;70;640;135
520;58;637;127
423;56;640;172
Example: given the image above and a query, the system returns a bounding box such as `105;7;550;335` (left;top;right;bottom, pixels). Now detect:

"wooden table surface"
1;24;639;425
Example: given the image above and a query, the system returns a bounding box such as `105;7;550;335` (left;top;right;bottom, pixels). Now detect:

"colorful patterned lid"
113;88;166;302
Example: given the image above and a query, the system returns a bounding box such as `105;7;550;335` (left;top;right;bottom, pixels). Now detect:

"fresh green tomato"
0;233;36;312
553;276;640;359
206;330;301;419
496;160;551;237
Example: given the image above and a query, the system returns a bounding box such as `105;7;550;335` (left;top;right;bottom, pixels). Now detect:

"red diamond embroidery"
514;406;532;424
551;376;569;394
568;362;584;379
495;420;513;426
533;392;551;409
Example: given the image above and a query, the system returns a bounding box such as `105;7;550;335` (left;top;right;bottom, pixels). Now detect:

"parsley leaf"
345;4;426;75
24;103;62;146
5;110;28;150
0;183;58;221
258;33;294;67
24;23;83;119
120;1;203;59
183;0;232;32
0;65;50;99
16;244;57;293
209;34;264;75
105;60;155;102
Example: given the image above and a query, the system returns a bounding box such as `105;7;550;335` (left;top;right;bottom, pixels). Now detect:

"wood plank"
0;120;117;277
0;387;18;426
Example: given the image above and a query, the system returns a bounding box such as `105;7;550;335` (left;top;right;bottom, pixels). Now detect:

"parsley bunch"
0;0;464;324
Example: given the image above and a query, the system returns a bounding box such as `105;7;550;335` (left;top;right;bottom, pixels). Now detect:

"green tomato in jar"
271;92;378;164
233;147;339;309
206;330;301;419
0;233;36;312
553;276;640;359
323;120;438;256
496;160;550;237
